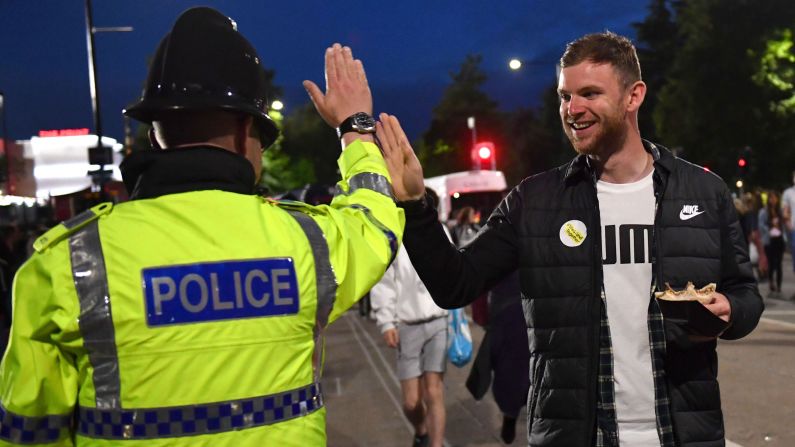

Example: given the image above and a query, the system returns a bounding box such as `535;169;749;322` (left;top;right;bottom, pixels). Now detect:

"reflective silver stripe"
70;220;121;409
62;208;96;230
287;211;337;381
0;403;71;444
286;211;337;328
335;172;394;199
78;383;323;440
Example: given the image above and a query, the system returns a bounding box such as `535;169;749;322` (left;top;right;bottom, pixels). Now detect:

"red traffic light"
471;141;496;170
477;145;492;160
738;158;747;167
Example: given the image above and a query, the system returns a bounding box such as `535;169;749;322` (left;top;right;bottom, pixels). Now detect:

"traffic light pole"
83;0;132;193
84;0;103;147
467;116;479;170
0;92;8;191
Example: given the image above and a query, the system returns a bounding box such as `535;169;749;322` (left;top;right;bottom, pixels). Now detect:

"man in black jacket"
376;32;763;446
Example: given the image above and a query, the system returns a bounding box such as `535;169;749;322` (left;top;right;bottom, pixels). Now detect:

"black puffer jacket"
402;141;763;446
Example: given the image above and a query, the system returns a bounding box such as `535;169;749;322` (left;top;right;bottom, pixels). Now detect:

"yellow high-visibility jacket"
0;140;403;446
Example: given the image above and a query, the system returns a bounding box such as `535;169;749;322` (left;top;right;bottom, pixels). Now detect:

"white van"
423;170;508;225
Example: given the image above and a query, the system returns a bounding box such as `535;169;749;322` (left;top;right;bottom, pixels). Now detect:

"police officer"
0;7;402;446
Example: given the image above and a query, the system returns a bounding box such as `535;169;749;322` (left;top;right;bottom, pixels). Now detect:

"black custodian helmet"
123;7;279;148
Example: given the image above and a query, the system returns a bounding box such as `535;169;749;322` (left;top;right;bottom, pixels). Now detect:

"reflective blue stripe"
77;383;322;440
70;220;121;409
334;172;394;199
0;403;71;444
347;204;399;264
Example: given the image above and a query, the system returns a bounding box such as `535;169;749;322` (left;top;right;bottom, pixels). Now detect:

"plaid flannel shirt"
595;284;676;447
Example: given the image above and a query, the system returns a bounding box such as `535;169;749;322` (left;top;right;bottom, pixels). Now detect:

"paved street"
322;254;795;446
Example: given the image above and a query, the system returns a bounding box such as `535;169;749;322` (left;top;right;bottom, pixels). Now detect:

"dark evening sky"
0;1;649;142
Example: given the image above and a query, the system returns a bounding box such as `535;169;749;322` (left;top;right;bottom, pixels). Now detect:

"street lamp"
271;100;284;111
508;58;522;70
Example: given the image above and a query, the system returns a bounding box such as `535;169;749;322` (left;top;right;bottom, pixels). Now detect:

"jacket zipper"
587;173;602;444
652;166;678;446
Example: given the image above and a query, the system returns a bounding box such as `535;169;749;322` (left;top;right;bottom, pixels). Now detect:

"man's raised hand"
376;113;425;202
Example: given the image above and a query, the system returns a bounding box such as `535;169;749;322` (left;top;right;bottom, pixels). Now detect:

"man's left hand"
702;292;731;322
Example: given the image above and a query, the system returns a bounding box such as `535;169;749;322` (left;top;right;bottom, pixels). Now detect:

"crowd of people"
0;5;778;447
734;175;795;300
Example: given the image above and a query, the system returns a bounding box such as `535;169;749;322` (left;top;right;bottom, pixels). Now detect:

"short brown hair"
560;31;641;88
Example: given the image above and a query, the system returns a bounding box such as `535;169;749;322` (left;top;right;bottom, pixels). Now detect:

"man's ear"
234;116;255;156
626;80;646;113
148;127;161;150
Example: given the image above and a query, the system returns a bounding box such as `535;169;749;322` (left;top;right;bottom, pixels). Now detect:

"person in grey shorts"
372;243;449;447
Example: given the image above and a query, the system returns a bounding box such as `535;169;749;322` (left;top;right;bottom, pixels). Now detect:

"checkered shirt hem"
0;403;72;444
595;289;618;447
78;382;323;440
649;297;676;447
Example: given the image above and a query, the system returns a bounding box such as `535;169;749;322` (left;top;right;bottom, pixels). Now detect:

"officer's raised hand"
304;44;373;144
376;113;426;202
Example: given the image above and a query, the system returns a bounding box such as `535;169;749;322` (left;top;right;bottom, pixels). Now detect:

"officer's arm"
320;139;404;324
0;249;78;446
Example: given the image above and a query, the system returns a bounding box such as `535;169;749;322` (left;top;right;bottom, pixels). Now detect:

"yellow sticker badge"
559;220;587;247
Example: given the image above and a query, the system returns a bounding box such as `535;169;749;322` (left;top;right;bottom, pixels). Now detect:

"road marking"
344;314;413;433
727;440;743;447
336;377;342;396
760;317;795;329
347;314;453;447
348;313;401;387
763;310;795;315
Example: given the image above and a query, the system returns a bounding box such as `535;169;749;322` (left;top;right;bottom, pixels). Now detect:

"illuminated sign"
38;128;90;137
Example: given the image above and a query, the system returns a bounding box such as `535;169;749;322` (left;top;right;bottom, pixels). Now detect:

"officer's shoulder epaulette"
34;202;114;253
266;198;321;214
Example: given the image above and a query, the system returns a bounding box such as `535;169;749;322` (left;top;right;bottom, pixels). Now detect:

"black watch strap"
337;112;376;139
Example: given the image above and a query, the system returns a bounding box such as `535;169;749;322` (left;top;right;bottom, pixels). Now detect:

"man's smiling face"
558;61;630;157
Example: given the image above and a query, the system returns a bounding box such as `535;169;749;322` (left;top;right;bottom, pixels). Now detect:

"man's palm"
377;114;425;201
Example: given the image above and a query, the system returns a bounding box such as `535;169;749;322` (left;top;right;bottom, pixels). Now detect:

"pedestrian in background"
0;7;402;446
371;188;448;447
465;270;528;444
736;193;768;280
380;31;763;446
782;170;795;299
759;190;786;298
451;206;480;247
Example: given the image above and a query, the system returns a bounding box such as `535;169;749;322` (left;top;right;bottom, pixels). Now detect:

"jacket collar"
120;145;256;200
563;139;673;185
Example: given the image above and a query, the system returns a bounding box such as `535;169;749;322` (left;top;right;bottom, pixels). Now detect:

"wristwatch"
336;112;376;139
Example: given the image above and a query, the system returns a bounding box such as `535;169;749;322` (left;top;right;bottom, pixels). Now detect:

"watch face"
352;113;376;132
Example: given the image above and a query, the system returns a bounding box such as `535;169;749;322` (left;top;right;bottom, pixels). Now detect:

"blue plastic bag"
447;308;473;367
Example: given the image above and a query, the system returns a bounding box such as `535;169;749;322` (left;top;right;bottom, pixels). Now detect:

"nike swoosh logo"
679;210;705;220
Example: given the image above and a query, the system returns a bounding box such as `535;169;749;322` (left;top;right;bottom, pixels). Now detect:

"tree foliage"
419;55;502;177
632;0;681;141
751;28;795;117
647;0;795;187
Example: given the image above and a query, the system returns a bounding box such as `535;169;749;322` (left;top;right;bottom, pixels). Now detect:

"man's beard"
565;111;627;157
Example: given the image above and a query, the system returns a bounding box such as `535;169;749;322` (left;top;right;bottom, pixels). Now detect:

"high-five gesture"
303;44;372;128
376;113;425;201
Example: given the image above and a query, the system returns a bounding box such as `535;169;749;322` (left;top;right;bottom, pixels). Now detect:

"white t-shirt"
782;185;795;231
598;170;660;446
